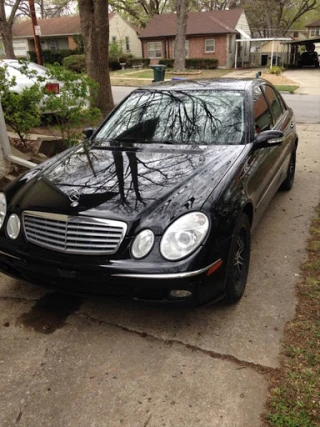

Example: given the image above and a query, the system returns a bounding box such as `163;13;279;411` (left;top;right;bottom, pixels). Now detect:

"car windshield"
94;89;245;146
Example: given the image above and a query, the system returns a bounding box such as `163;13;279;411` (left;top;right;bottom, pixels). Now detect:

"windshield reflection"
94;89;245;146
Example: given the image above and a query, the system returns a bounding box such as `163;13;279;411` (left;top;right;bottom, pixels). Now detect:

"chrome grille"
22;211;127;255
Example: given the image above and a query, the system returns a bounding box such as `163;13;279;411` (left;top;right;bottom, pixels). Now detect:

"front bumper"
0;247;226;306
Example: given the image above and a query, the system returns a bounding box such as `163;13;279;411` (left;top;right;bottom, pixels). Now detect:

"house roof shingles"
139;9;243;39
13;14;115;38
306;19;320;28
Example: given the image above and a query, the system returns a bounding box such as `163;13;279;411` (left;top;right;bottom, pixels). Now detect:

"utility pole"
28;0;43;65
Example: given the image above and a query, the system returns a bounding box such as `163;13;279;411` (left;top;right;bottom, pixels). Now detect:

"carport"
282;37;320;66
235;37;291;68
235;36;320;68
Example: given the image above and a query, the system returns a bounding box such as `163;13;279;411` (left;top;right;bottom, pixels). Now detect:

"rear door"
252;83;293;216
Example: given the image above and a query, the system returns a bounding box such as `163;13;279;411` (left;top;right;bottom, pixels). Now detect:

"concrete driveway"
283;67;320;95
0;90;320;426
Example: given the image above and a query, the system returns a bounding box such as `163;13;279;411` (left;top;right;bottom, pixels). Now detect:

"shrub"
159;58;219;69
159;59;174;68
0;63;42;142
130;58;150;67
186;58;219;69
63;54;86;73
269;66;285;75
39;64;101;146
0;60;101;145
28;49;81;65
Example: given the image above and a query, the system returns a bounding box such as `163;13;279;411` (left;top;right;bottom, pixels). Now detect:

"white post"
270;39;274;68
241;40;244;68
0;100;36;169
235;42;238;69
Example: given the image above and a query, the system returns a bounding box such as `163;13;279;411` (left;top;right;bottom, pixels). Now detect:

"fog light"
169;290;192;299
7;214;21;239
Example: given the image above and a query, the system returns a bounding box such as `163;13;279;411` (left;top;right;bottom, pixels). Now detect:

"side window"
253;86;273;133
263;85;283;123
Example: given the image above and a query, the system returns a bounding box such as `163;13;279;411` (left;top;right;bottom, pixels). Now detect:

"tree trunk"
1;25;16;58
174;0;188;72
78;0;114;117
0;0;19;59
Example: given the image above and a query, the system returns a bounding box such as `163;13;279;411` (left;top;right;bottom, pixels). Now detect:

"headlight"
7;214;21;239
131;229;155;259
160;212;209;261
0;193;7;230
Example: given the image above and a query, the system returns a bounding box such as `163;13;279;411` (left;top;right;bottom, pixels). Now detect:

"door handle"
290;122;295;129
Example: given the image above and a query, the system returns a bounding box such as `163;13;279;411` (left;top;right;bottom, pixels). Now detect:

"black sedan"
0;78;297;306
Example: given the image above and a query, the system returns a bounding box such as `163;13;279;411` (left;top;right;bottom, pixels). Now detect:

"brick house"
139;9;251;68
8;13;142;58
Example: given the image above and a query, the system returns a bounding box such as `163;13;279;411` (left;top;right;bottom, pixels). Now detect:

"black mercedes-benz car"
0;78;297;306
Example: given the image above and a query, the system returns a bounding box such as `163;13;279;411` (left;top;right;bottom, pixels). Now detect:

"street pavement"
0;72;320;427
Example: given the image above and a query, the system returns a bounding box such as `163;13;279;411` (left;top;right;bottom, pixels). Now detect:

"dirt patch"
264;207;320;426
261;73;299;86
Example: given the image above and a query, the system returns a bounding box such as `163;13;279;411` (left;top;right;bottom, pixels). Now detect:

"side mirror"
254;130;284;149
82;127;96;139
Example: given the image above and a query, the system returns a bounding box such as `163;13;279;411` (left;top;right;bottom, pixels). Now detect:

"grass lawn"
274;85;299;93
110;68;231;86
265;206;320;426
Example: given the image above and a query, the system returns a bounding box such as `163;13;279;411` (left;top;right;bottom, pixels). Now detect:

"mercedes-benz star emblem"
69;190;80;207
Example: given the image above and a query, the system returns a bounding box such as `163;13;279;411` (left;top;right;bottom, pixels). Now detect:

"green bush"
39;64;101;146
269;66;285;75
0;63;42;142
159;59;174;68
159;58;219;69
130;58;150;67
28;49;81;65
186;58;219;69
108;54;148;71
63;54;86;73
0;60;101;145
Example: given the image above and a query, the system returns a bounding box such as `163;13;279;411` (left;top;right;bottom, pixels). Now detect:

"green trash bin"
150;64;166;82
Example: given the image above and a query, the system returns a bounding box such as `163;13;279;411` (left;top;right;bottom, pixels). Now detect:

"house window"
172;41;189;58
310;27;320;36
125;36;130;52
205;39;215;53
147;42;162;58
49;40;57;51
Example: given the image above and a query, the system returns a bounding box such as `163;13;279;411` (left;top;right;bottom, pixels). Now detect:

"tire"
224;213;251;303
280;150;296;191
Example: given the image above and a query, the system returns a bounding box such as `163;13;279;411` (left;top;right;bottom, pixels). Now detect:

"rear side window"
253;86;272;133
262;85;283;123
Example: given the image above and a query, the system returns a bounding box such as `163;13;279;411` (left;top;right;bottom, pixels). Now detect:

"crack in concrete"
76;311;279;377
0;296;39;303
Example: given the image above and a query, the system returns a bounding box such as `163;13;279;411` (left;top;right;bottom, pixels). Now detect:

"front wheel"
224;213;251;303
280;150;296;191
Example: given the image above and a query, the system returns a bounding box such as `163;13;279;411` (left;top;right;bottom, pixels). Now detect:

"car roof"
139;78;264;92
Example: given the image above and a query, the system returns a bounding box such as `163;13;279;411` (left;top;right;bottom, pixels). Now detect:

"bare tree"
16;0;76;18
78;0;114;117
174;0;188;72
189;0;240;11
240;0;318;37
109;0;172;27
0;0;21;58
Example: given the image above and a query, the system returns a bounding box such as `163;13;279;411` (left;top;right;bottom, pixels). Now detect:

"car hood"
16;143;245;234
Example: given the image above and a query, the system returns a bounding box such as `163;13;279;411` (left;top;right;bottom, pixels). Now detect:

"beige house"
6;13;142;58
251;40;290;67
